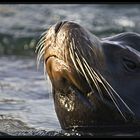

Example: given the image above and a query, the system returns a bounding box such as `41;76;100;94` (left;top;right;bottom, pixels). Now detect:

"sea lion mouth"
45;55;90;96
45;55;58;63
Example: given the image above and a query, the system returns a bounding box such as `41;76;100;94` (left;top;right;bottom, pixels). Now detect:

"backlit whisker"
36;36;46;52
44;60;47;81
36;40;46;53
82;58;104;100
37;50;45;70
71;37;133;120
69;42;82;74
99;74;134;115
75;52;94;93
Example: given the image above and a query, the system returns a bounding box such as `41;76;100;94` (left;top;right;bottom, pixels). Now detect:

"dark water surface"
0;4;140;136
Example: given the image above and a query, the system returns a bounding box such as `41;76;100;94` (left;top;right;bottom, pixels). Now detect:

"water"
0;56;60;131
0;4;140;136
0;4;140;56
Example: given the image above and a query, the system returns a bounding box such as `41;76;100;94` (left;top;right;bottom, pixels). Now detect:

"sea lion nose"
54;21;67;33
55;21;62;33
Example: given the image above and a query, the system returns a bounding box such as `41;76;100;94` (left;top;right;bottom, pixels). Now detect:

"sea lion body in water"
36;21;140;131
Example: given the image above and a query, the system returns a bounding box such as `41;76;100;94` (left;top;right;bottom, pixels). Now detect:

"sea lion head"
36;21;140;130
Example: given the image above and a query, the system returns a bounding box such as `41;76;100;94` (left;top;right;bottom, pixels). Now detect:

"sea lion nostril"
55;21;63;33
54;21;68;33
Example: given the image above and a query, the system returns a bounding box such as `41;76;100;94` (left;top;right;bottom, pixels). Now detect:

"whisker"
72;38;76;50
75;52;94;93
36;39;46;53
41;30;48;37
37;50;45;70
82;57;104;101
72;37;134;120
89;67;128;120
69;43;81;74
103;83;127;120
37;42;46;57
74;39;104;100
36;41;48;70
99;74;134;115
44;60;47;81
72;38;103;99
36;36;46;52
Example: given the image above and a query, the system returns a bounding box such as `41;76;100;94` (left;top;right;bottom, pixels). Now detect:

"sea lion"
36;21;140;131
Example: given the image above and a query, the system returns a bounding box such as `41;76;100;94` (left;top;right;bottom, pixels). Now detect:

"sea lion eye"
123;58;137;71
